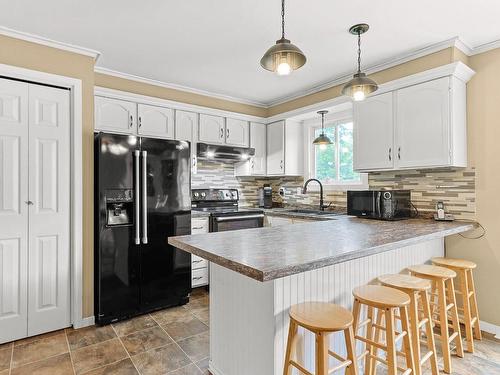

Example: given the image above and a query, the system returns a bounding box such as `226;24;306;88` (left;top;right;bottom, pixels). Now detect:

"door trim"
0;63;86;328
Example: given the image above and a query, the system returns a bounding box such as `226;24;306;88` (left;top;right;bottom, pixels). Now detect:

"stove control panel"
192;189;239;202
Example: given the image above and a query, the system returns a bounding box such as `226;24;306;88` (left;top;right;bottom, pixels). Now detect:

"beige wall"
446;47;500;325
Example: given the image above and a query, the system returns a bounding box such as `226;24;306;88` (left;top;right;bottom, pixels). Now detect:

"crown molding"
469;39;500;56
0;25;101;60
94;66;268;108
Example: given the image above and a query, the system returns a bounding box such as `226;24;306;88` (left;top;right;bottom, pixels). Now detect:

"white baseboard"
208;361;225;375
480;320;500;339
73;316;95;329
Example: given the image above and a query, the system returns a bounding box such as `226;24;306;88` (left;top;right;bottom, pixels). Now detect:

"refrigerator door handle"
141;150;148;244
134;150;140;245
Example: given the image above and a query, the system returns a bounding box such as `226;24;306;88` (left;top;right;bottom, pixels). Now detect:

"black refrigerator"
94;132;192;325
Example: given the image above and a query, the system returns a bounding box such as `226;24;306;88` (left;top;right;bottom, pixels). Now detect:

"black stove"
192;189;264;232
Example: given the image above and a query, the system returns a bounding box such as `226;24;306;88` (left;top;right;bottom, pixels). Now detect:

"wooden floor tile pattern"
2;288;499;374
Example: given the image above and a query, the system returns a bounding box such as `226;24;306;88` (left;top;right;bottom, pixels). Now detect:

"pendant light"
260;0;306;75
313;110;332;149
342;24;378;101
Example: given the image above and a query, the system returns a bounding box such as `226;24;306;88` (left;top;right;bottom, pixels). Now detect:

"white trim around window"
303;109;368;191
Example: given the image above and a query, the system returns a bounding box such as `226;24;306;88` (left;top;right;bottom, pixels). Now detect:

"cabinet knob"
388;147;392;161
398;147;401;160
129;115;133;128
25;200;33;205
220;128;224;139
138;116;142;128
280;160;283;170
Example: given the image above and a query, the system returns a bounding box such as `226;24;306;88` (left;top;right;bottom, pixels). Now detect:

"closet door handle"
141;151;148;244
134;150;140;245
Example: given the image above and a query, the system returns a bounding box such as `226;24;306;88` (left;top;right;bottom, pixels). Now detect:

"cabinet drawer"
192;255;208;270
192;268;209;287
191;218;209;234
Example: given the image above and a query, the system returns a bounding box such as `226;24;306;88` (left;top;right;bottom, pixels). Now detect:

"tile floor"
0;288;209;375
1;286;499;374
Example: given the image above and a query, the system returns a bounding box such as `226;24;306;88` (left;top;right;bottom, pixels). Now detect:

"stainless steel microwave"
347;190;412;220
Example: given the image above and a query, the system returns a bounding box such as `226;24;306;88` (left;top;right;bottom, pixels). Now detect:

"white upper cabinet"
234;122;266;176
354;92;394;171
250;122;266;175
175;110;197;142
395;77;451;168
353;63;473;171
225;118;249;147
137;103;174;139
267;120;285;175
199;114;225;144
95;96;136;134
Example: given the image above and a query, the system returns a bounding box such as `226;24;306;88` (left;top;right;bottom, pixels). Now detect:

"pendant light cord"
281;0;285;39
321;112;325;134
357;31;362;73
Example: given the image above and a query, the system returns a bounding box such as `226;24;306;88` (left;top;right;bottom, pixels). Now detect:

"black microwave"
347;190;412;220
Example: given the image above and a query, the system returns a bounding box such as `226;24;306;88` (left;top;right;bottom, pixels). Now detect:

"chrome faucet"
302;178;328;211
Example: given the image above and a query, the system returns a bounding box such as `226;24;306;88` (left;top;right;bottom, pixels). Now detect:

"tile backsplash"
192;161;475;219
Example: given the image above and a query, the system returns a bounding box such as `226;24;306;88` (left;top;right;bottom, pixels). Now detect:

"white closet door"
27;84;70;336
0;78;29;343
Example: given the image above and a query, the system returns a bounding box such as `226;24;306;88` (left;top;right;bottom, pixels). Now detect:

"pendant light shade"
313;110;332;147
342;24;378;101
260;0;306;75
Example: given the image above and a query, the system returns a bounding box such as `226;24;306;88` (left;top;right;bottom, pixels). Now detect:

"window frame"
303;110;368;191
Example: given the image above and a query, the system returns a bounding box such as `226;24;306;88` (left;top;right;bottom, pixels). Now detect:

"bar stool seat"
290;302;353;331
283;302;358;375
432;257;476;270
432;257;482;353
408;264;456;279
353;284;410;308
378;273;432;291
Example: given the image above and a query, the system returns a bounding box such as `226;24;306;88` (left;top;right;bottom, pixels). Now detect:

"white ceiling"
0;0;498;106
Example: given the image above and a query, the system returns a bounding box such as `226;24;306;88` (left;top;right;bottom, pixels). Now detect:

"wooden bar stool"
352;285;415;375
408;264;464;374
431;257;481;353
283;302;358;375
378;274;439;375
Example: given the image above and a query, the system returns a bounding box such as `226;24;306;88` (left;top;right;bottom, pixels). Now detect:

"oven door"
211;213;265;232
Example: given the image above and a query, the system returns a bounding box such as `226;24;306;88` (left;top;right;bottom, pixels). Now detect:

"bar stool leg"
344;325;359;375
372;309;385;375
385;308;398;375
437;279;452;373
422;291;439;375
468;270;482;340
400;305;416;375
315;332;329;375
408;292;422;375
283;319;297;375
459;268;474;353
364;306;376;375
446;278;464;358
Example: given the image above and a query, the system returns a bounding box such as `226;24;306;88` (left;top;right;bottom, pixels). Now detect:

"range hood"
197;143;255;162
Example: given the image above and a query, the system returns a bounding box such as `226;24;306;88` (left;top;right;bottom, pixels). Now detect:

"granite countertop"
169;218;474;282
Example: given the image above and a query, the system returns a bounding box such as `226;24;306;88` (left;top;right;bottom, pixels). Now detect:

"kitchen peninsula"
169;218;473;375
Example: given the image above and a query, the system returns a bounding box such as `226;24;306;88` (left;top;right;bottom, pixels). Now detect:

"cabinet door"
28;84;71;336
175;110;197;142
267;121;285;175
396;77;450;168
199;114;225;144
225;118;249;147
353;92;394;171
250;122;266;175
137;103;174;138
95;96;136;133
0;78;29;342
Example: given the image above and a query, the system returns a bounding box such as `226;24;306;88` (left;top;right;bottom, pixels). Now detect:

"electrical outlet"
296;187;302;195
279;187;285;197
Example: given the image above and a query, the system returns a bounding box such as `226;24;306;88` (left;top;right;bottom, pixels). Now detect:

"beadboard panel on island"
192;161;476;220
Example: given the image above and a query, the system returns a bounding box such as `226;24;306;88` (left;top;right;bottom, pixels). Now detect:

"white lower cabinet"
191;217;209;288
0;78;71;343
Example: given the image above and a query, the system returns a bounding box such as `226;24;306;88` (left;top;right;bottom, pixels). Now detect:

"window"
308;117;367;189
